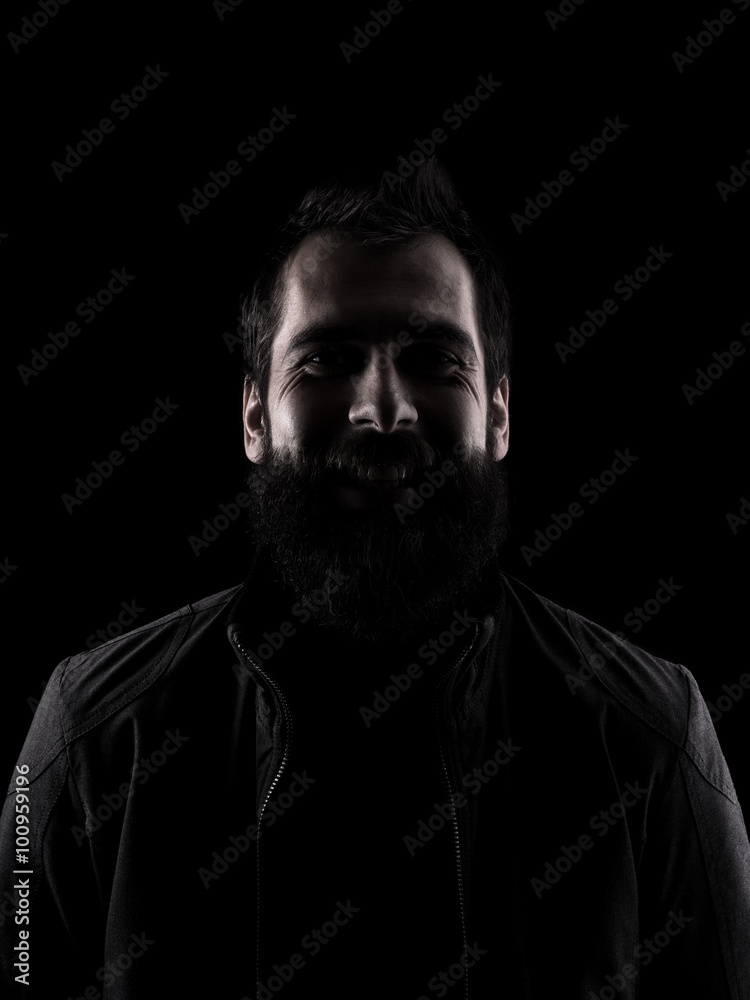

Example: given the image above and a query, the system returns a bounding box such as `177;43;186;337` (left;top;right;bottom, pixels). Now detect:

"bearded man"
1;160;749;1000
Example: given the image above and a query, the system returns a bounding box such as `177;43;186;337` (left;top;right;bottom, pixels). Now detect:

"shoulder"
19;584;242;777
499;573;736;801
60;583;242;711
500;572;686;706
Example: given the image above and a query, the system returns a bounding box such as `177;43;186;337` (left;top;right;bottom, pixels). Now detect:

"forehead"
272;231;482;354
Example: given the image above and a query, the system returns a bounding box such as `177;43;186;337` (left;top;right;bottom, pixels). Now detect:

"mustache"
264;431;454;475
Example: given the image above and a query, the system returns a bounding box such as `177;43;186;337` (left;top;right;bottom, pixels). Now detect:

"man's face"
245;232;508;485
242;232;511;642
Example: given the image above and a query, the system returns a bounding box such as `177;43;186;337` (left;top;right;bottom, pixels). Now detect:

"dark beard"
244;431;510;642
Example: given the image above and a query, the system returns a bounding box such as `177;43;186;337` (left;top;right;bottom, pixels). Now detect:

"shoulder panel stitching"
61;615;192;741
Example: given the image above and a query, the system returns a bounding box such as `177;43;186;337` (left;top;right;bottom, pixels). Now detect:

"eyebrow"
284;323;478;359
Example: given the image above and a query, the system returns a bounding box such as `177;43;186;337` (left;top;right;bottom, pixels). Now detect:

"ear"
489;376;510;461
242;380;265;463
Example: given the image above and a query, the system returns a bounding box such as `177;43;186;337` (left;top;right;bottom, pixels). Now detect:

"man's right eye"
304;347;359;371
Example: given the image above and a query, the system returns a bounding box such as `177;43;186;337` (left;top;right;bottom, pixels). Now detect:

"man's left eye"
402;345;460;370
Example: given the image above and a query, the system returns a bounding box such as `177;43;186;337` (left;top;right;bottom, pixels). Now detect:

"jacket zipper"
236;622;480;999
231;633;294;1000
433;623;480;1000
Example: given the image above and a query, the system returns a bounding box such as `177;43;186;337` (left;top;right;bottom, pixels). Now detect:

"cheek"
418;390;486;442
272;382;350;447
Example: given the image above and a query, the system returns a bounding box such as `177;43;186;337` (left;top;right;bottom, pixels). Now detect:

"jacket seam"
5;662;72;791
30;755;71;912
70;588;238;656
680;754;740;995
638;670;694;859
60;615;192;741
186;586;242;615
566;610;736;800
569;610;736;801
6;607;203;790
677;666;737;801
60;680;93;857
567;610;685;739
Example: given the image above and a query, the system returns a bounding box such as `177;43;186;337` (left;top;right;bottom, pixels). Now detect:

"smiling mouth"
335;463;416;488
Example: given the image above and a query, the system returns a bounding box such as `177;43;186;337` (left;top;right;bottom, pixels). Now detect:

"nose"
347;354;418;433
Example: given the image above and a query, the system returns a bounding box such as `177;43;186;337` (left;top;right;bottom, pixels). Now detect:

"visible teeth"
365;464;396;481
351;463;414;483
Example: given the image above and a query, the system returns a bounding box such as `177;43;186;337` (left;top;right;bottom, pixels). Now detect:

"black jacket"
2;556;749;999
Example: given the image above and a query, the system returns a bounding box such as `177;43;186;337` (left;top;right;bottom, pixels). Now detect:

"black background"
2;1;748;815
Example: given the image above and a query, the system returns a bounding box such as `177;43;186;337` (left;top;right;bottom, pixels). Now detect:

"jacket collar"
223;544;504;688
